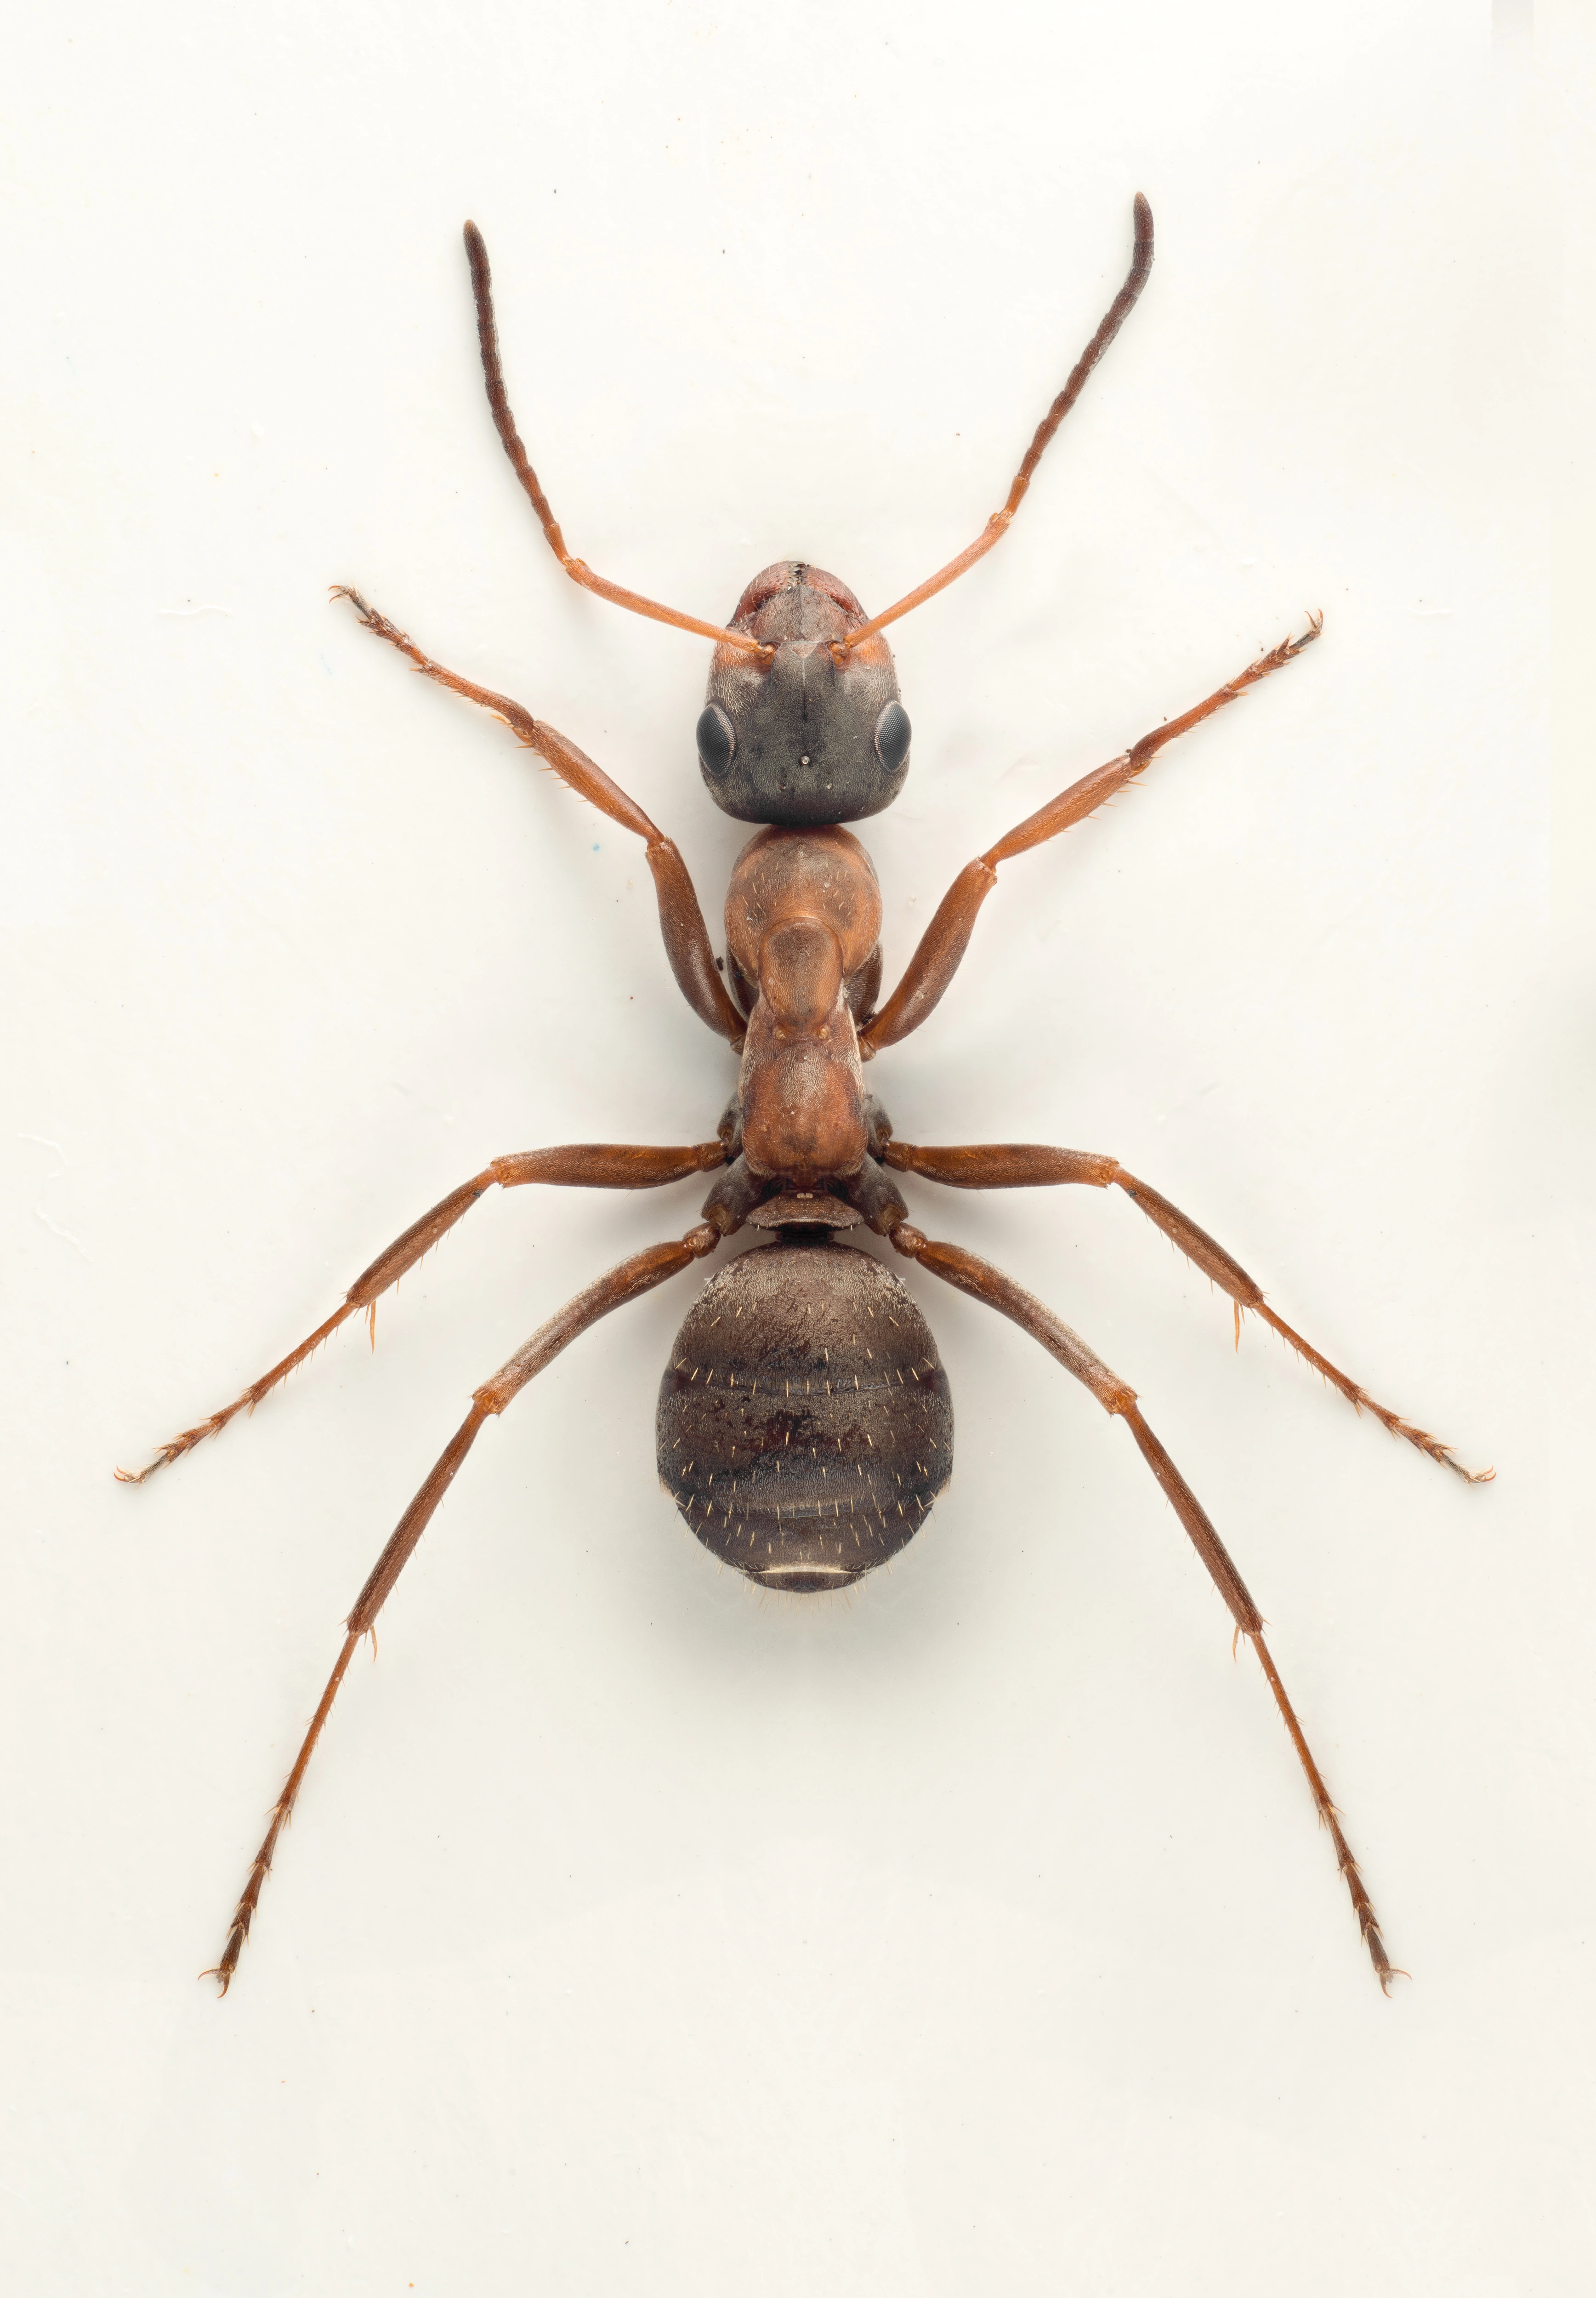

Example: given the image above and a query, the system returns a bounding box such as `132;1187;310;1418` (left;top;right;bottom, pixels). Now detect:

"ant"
120;196;1490;1996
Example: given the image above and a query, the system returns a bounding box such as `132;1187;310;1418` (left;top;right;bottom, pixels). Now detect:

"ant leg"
860;619;1320;1055
116;1140;726;1482
879;1140;1492;1484
333;587;747;1048
208;1216;721;1994
884;1212;1399;1992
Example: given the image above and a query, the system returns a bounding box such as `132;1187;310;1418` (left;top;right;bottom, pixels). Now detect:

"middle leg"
879;1138;1492;1483
117;1139;726;1483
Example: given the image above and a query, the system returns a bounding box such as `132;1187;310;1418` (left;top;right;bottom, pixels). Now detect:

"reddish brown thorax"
724;825;883;1187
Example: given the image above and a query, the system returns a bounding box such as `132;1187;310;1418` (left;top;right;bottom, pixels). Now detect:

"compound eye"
874;700;912;775
696;702;736;779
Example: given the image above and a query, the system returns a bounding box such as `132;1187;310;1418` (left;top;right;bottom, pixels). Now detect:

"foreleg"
861;619;1320;1055
335;587;747;1046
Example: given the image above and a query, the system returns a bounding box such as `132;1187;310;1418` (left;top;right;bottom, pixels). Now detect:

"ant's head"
460;198;1152;828
695;564;910;827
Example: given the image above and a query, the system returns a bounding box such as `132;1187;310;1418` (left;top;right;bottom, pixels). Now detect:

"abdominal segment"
657;1239;954;1593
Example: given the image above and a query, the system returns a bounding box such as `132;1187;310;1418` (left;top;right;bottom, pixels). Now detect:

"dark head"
463;202;1153;826
694;564;912;827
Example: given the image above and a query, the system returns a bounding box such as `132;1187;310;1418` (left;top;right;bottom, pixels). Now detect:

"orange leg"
861;618;1320;1055
884;1213;1399;1992
880;1138;1492;1484
116;1141;725;1483
335;587;748;1047
207;1217;720;1994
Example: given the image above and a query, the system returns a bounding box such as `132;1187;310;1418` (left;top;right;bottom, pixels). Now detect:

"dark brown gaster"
658;1239;953;1595
120;197;1488;1999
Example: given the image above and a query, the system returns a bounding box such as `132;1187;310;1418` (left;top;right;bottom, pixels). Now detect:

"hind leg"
883;1208;1398;1991
208;1217;721;1994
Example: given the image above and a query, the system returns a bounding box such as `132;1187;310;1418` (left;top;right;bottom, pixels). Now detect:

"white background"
3;3;1586;2292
